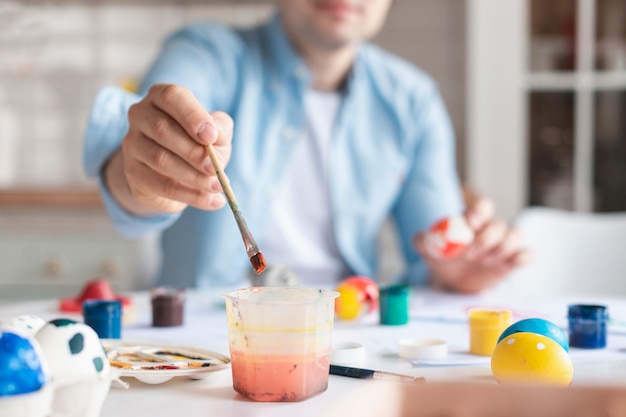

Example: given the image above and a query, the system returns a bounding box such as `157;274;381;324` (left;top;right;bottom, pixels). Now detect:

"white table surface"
2;288;626;416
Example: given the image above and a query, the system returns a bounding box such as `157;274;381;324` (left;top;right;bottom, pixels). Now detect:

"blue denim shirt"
84;14;464;290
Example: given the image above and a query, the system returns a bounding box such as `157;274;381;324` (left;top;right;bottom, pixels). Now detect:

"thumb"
413;231;426;252
464;197;495;230
412;230;436;260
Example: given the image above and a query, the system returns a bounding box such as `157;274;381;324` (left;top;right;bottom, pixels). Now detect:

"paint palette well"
102;340;230;384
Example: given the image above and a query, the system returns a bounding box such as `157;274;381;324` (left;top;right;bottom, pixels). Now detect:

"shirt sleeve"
394;85;465;286
138;23;242;110
83;85;182;238
83;23;241;238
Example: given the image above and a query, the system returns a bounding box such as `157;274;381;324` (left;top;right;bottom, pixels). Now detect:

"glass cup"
222;287;339;402
468;308;512;356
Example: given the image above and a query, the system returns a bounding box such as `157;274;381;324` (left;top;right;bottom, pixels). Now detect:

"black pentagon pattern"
50;318;77;327
69;333;84;355
93;356;104;373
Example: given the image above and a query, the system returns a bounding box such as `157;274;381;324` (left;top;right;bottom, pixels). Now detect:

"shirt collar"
262;12;366;94
263;12;311;85
344;47;365;94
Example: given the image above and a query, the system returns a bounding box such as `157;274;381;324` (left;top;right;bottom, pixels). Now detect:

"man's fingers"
481;227;522;265
465;219;507;260
148;84;219;146
413;232;434;259
211;111;234;146
128;103;209;171
506;248;533;269
465;197;495;230
204;111;234;173
125;159;226;211
125;132;214;192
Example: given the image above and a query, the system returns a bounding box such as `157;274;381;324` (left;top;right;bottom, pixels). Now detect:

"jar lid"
568;304;608;319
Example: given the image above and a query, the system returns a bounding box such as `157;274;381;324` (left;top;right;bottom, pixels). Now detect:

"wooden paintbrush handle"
205;144;238;211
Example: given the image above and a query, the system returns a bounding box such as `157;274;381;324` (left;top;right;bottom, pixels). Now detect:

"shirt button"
283;126;297;141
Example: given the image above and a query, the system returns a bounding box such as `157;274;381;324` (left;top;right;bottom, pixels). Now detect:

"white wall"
376;0;467;175
0;0;466;188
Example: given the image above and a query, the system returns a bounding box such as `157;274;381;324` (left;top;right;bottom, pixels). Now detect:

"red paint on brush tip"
251;252;266;274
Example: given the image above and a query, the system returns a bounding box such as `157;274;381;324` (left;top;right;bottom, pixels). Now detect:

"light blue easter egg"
498;318;568;352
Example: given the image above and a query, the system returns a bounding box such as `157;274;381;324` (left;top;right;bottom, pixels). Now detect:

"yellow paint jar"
468;308;512;356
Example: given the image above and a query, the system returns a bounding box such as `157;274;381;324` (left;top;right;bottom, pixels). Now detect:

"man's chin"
313;27;362;50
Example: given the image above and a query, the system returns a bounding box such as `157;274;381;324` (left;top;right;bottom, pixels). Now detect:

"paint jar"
568;304;608;349
222;287;339;402
378;285;411;325
82;300;122;339
468;308;512;356
151;287;185;327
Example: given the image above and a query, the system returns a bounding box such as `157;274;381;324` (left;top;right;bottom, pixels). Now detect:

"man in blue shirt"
84;0;529;292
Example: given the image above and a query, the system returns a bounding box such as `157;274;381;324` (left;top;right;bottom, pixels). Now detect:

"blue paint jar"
83;300;122;339
567;304;607;349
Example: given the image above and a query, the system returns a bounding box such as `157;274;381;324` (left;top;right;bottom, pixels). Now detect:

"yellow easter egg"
491;332;573;386
334;285;362;320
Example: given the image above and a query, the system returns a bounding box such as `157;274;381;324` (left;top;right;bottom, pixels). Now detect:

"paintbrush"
329;364;425;384
205;143;266;274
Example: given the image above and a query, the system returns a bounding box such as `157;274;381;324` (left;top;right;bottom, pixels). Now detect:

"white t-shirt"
260;88;351;286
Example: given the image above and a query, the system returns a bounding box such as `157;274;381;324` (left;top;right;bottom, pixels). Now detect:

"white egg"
0;315;47;335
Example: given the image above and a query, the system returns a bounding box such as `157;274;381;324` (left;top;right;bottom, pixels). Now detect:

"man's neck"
301;46;356;91
281;17;357;91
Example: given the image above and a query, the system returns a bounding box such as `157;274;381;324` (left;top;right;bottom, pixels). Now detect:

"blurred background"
0;0;624;301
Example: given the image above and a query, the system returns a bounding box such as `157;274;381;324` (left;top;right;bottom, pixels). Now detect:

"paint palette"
102;340;230;384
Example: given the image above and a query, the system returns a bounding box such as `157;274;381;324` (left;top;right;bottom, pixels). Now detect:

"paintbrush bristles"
251;252;266;274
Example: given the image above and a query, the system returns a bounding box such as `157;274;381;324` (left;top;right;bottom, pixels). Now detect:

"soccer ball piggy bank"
35;319;111;417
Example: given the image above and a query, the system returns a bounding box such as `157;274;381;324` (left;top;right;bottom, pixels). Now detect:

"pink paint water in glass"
222;287;338;402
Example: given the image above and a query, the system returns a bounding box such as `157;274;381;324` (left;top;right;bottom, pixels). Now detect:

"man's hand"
104;84;233;217
414;198;532;293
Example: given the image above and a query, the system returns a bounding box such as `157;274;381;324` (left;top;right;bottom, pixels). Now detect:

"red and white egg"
423;215;474;259
334;276;379;321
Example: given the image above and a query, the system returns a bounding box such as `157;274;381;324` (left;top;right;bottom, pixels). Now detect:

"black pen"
329;364;425;384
